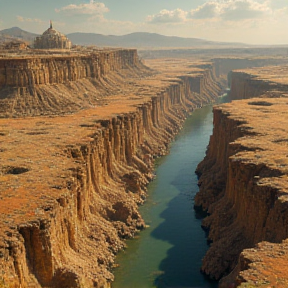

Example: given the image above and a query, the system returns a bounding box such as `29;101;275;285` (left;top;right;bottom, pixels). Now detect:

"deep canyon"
0;47;288;288
195;65;288;287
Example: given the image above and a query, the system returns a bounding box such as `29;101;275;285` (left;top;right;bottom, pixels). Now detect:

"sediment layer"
0;49;152;118
229;65;288;100
195;65;288;287
0;55;221;288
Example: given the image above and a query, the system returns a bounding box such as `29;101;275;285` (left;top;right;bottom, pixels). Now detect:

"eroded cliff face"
0;50;140;87
0;49;152;118
228;66;288;101
195;66;288;287
0;55;222;288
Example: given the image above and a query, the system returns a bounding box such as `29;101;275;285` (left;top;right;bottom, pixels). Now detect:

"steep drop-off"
0;49;152;118
195;65;288;287
229;66;288;101
0;55;222;288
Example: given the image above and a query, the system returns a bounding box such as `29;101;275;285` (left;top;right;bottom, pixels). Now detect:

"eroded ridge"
0;55;222;288
195;65;288;287
0;49;152;118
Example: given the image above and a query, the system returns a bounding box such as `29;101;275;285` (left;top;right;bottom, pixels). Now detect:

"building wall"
34;34;72;49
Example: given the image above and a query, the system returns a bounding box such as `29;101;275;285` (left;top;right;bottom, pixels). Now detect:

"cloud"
55;1;109;15
220;0;270;21
17;16;45;24
189;2;219;19
188;0;271;21
147;1;270;25
146;9;187;24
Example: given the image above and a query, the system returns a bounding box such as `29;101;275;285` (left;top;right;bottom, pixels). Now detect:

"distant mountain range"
66;32;248;48
0;26;248;48
0;27;38;43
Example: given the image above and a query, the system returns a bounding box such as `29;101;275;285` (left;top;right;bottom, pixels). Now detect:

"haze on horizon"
0;0;287;45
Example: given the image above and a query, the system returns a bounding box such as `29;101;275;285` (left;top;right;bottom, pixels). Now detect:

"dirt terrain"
0;50;222;288
1;46;288;287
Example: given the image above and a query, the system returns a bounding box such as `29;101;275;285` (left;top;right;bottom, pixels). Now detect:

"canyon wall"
0;55;222;287
0;49;151;118
195;65;288;287
0;49;139;87
229;69;288;100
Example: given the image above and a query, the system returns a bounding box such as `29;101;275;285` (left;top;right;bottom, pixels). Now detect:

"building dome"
42;28;62;36
34;21;72;49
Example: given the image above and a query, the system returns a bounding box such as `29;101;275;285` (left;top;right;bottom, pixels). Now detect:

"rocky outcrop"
221;239;288;288
229;70;288;101
0;50;140;87
195;66;288;286
0;55;222;287
0;49;151;117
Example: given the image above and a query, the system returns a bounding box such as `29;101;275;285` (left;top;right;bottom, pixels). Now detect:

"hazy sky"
0;0;287;45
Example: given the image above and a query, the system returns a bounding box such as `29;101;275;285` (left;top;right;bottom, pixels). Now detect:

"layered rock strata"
229;66;288;101
0;49;150;118
0;55;221;287
195;65;288;287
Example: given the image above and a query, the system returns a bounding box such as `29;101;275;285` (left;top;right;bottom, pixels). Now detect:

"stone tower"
34;21;72;49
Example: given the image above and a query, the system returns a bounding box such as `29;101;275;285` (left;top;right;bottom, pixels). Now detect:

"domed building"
34;21;72;49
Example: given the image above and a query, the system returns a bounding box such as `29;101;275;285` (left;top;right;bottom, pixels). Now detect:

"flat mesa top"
240;240;288;287
216;96;288;192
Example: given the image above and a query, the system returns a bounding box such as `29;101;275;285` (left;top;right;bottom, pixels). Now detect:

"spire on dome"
50;20;52;29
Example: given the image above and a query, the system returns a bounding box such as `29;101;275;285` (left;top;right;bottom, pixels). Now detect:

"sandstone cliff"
195;65;288;287
229;66;288;101
0;49;152;118
0;55;222;287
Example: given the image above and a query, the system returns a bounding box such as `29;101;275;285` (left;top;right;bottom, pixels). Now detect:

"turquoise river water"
112;95;229;288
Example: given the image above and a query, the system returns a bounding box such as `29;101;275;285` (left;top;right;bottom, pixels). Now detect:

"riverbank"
112;102;226;288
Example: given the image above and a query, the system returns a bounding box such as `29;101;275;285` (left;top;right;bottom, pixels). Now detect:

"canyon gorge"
195;65;288;287
1;46;288;288
0;49;223;288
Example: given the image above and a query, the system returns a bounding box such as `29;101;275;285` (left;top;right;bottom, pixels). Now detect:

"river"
112;95;229;288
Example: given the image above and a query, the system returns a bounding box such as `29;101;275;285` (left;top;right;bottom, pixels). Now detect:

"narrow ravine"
113;95;229;288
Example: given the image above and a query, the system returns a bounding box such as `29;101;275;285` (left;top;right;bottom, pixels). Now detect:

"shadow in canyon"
150;97;230;288
150;166;217;288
